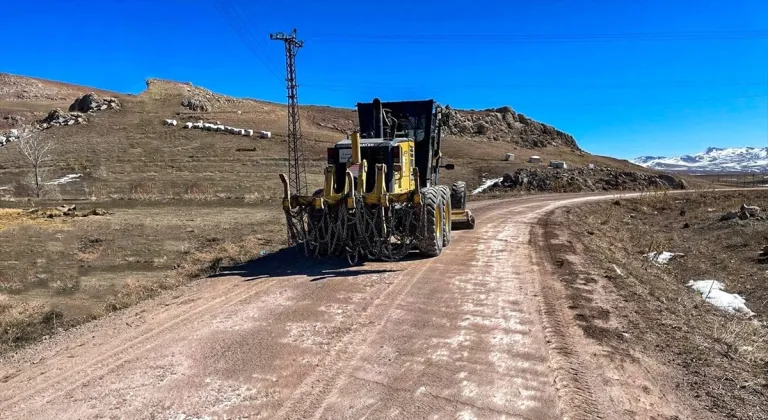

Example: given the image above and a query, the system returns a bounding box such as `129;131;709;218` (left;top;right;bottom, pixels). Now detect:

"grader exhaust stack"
279;98;475;263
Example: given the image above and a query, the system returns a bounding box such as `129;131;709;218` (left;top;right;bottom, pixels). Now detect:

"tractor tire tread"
418;186;444;257
451;181;467;210
439;185;452;247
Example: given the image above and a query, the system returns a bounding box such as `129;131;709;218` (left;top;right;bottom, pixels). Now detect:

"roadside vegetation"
549;190;768;418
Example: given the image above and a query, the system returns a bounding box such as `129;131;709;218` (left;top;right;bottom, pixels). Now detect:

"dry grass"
0;208;69;230
0;295;62;351
0;200;286;354
552;190;768;417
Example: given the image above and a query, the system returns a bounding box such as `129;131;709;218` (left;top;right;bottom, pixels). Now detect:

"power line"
306;29;768;44
302;80;768;91
212;0;283;81
296;91;768;108
227;0;285;78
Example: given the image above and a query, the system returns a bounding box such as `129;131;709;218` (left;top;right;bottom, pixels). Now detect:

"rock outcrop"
181;96;212;112
36;108;87;129
0;128;20;146
69;92;121;113
444;105;579;150
485;167;688;193
144;79;247;113
2;114;25;127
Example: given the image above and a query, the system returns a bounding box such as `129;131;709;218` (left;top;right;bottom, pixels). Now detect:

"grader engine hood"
356;99;437;188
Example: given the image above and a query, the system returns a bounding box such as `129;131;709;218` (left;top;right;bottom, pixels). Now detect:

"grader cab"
279;98;475;263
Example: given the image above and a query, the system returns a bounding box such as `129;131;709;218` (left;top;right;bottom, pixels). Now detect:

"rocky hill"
138;78;580;150
0;72;642;200
444;106;579;150
0;73;119;102
633;147;768;173
1;73;578;148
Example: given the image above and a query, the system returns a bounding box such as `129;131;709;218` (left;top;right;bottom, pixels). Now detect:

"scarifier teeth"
282;197;424;262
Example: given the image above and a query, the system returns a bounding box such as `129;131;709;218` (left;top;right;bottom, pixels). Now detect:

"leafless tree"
17;129;55;198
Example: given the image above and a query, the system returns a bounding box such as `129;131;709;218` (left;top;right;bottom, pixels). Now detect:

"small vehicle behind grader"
279;98;475;263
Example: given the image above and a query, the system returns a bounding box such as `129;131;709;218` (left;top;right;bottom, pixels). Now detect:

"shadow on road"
210;246;402;282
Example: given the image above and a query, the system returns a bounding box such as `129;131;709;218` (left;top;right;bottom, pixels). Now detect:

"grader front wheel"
418;186;445;257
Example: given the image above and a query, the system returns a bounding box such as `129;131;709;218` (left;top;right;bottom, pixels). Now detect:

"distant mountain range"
632;147;768;173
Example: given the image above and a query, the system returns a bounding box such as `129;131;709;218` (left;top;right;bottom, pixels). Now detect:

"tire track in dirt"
528;207;603;420
0;276;283;413
271;258;436;419
290;200;572;419
255;200;547;419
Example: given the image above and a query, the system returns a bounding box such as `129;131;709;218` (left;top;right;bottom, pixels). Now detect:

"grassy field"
544;190;768;418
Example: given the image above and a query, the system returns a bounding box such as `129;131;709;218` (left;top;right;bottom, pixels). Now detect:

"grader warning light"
279;98;475;263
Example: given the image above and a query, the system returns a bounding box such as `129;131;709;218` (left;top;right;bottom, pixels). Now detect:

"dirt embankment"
486;167;689;193
539;190;768;419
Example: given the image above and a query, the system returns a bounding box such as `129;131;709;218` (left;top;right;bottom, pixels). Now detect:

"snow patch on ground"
471;177;502;195
644;251;684;265
687;280;754;316
46;174;82;185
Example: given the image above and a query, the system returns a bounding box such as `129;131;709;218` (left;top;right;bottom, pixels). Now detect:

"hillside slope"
0;73;641;199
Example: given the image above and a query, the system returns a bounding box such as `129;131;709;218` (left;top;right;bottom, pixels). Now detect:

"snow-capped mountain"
632;147;768;173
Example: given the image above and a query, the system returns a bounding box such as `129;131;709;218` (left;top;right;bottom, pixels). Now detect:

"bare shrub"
244;191;269;203
49;277;81;295
131;181;158;200
85;184;110;201
17;130;56;199
92;164;109;178
0;297;62;351
183;181;215;200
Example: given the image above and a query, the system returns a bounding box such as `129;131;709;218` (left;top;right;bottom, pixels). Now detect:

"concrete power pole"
270;28;307;195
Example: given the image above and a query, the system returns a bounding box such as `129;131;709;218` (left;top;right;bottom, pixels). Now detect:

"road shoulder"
532;206;713;420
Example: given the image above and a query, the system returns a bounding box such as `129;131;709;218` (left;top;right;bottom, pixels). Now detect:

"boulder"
69;92;121;113
38;108;87;128
181;96;212;112
740;203;760;218
657;174;687;189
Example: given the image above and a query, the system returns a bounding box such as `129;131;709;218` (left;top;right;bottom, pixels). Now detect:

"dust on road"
0;194;671;419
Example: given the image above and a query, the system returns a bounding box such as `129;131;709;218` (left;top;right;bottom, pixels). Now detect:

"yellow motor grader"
279;98;475;263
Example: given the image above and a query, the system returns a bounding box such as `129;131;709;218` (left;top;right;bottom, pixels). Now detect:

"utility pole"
270;28;307;195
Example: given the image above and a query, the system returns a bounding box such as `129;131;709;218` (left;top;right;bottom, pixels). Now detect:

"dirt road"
0;194;640;419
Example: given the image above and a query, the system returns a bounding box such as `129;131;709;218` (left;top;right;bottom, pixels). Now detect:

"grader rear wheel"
418;186;444;257
440;185;452;247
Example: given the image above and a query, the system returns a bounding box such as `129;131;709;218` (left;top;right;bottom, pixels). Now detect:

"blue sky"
3;0;767;159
